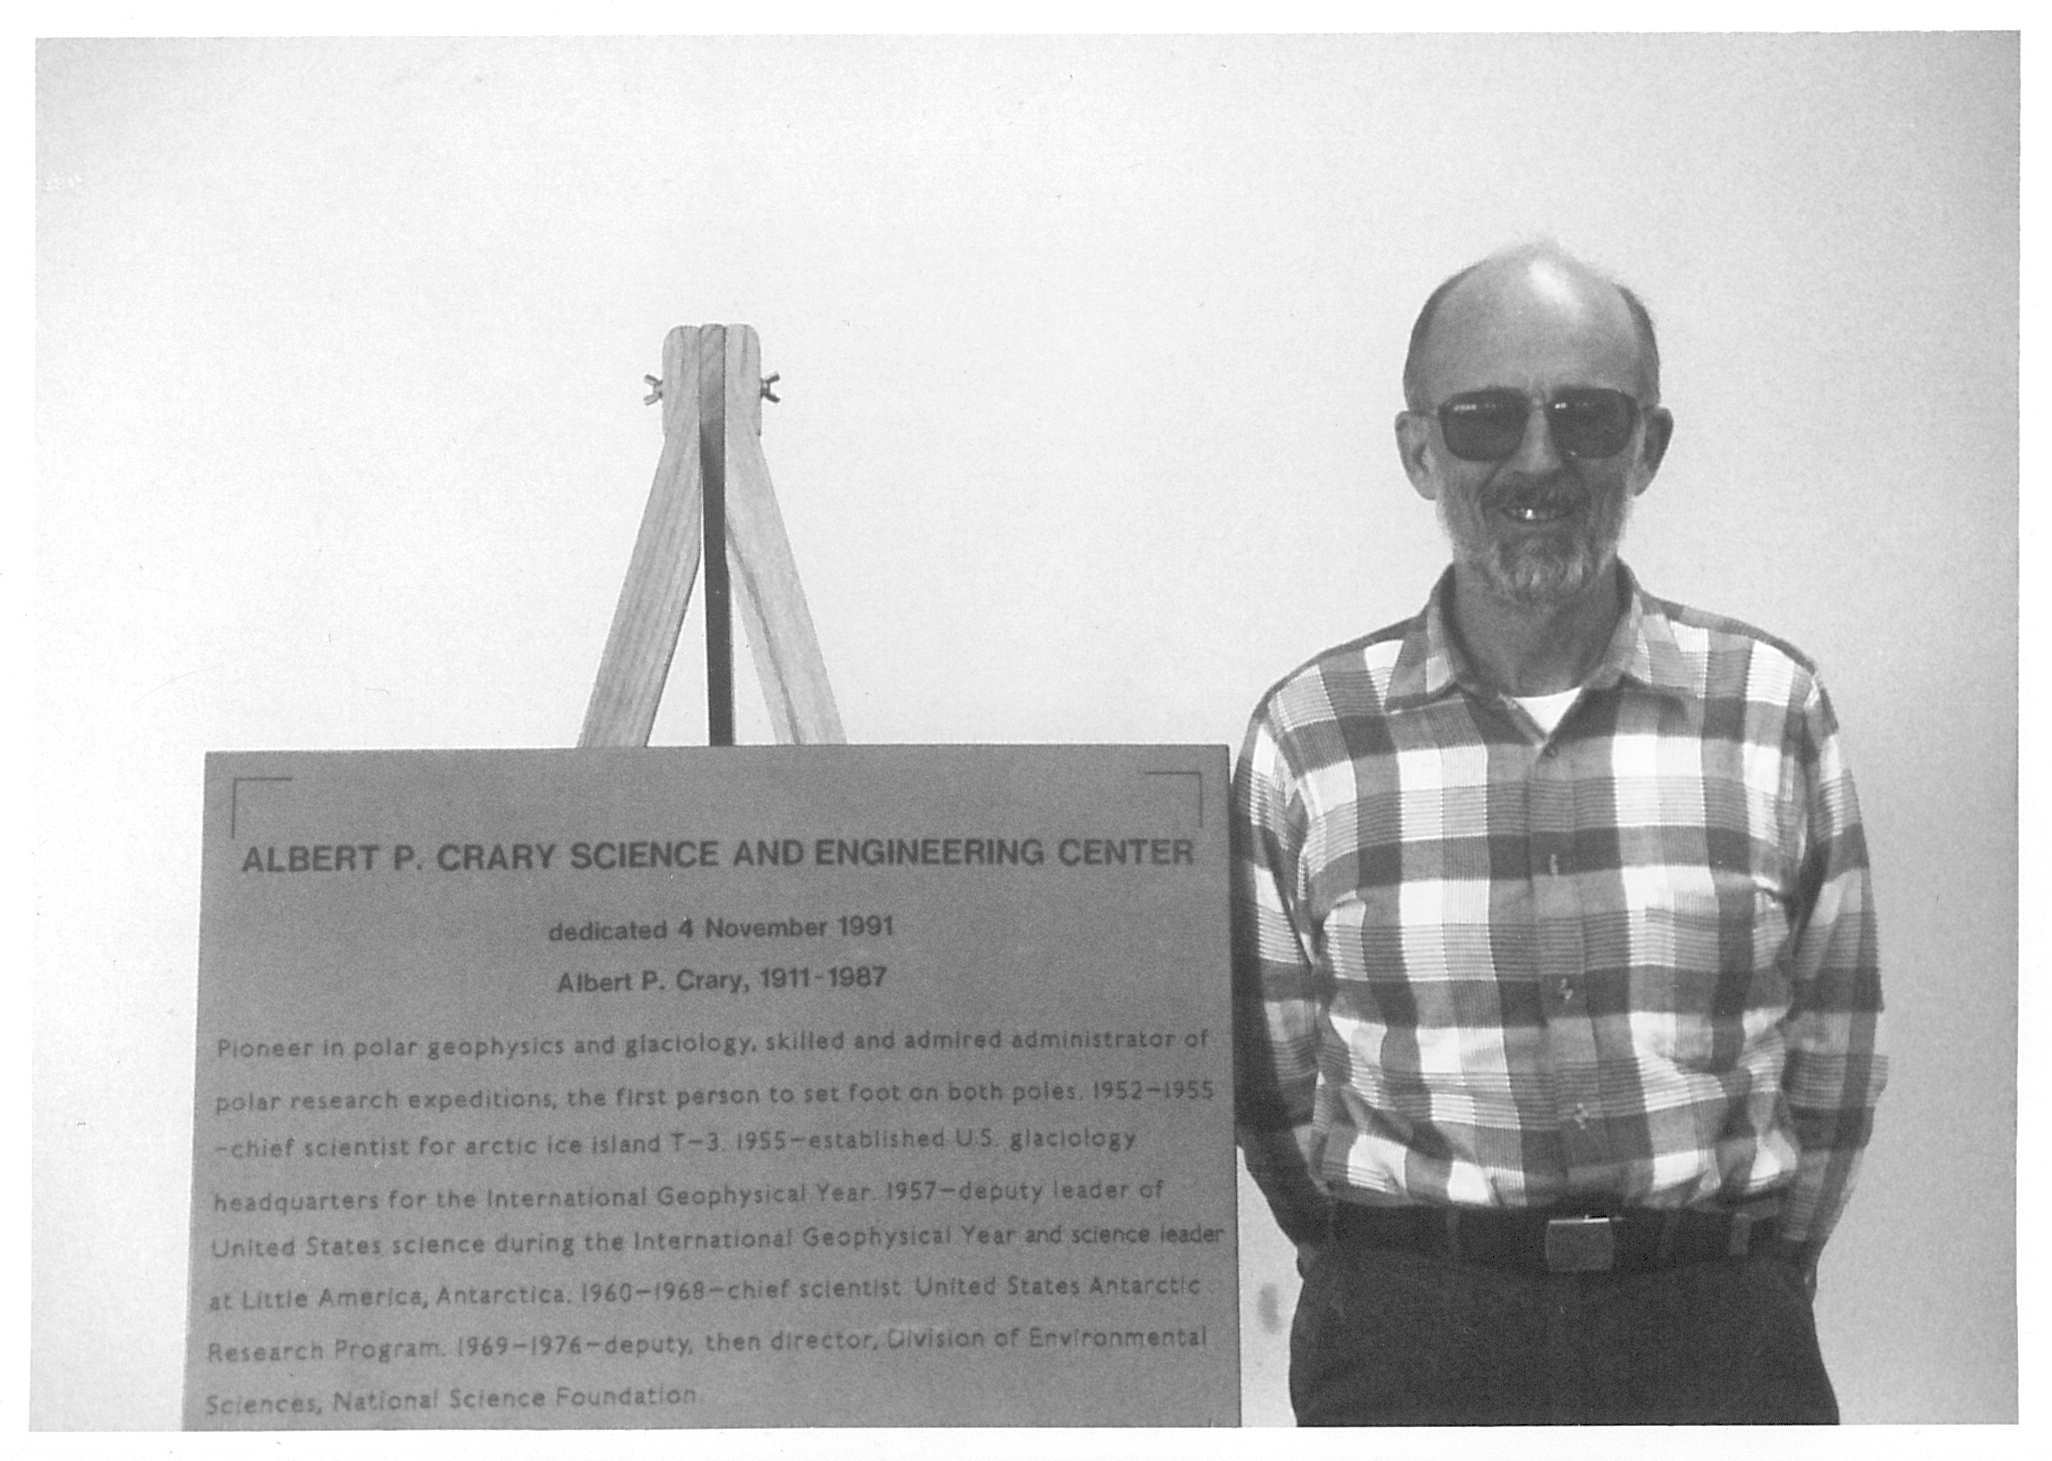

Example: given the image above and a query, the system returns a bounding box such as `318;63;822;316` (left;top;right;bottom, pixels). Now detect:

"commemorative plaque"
185;746;1237;1427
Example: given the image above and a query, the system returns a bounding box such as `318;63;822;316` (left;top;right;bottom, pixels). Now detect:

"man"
1232;243;1885;1425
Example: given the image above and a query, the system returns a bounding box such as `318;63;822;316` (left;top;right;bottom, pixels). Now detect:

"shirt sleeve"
1775;672;1888;1257
1231;707;1335;1249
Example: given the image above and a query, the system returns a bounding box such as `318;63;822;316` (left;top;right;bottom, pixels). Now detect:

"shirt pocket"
1623;872;1791;1071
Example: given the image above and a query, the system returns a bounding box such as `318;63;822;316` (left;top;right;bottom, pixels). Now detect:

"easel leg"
698;325;734;746
578;326;705;749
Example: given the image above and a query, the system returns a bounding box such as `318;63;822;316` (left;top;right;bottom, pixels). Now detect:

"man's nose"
1505;399;1564;474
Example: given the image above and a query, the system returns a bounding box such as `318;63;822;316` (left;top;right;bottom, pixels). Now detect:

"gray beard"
1437;481;1631;609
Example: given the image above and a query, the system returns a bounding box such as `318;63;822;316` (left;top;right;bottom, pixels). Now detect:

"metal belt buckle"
1544;1215;1617;1272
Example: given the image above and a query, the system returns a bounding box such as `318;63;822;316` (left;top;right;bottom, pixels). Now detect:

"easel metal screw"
644;373;779;406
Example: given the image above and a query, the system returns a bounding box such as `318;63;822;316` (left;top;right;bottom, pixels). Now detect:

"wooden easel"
579;325;844;747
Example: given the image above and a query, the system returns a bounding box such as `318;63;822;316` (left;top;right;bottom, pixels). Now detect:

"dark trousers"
1289;1244;1838;1425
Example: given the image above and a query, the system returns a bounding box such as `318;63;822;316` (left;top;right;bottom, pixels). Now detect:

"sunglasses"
1434;388;1643;463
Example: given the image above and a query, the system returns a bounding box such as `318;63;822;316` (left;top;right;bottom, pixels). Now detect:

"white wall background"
35;34;2017;1429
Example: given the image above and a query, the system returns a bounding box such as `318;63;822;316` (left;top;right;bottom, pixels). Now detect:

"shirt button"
1573;1105;1591;1128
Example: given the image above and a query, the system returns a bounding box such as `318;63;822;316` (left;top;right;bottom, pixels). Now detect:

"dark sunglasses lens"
1439;394;1527;461
1548;391;1637;458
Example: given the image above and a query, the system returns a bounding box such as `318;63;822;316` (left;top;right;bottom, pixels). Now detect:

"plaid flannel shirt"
1233;566;1885;1261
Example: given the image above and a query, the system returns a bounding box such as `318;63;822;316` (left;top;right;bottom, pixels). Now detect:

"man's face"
1397;260;1672;609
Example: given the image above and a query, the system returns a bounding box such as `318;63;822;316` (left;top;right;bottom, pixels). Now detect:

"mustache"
1478;477;1589;514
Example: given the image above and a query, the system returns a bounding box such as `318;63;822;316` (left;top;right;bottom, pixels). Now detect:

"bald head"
1402;245;1661;411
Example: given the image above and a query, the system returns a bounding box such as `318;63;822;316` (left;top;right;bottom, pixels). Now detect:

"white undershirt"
1512;687;1581;735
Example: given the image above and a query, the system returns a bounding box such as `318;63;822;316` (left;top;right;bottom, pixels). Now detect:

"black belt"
1328;1200;1783;1275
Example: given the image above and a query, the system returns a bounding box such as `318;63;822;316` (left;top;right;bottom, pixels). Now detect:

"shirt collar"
1384;562;1694;710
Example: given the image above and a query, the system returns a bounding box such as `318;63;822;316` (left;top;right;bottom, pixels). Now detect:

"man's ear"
1395;411;1439;501
1633;407;1674;494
